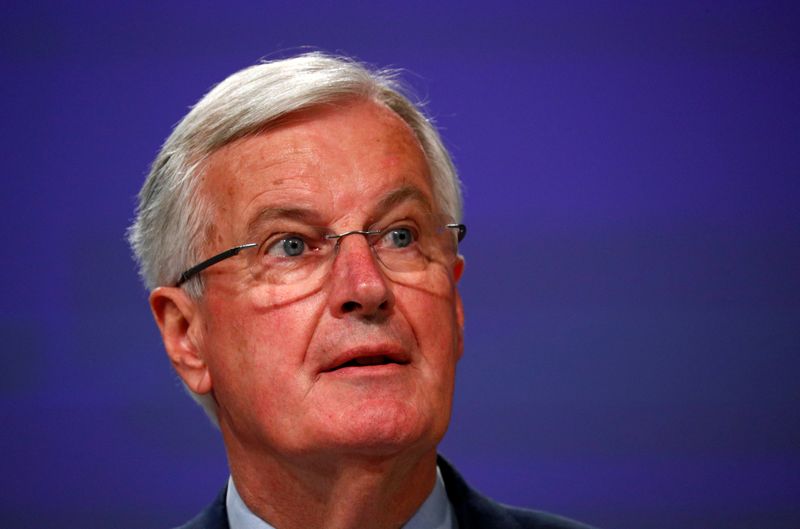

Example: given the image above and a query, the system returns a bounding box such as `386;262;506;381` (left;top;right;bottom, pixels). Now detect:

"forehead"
198;99;433;240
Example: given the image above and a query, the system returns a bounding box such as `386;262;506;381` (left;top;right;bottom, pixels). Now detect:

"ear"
149;287;213;395
453;255;465;360
453;254;465;283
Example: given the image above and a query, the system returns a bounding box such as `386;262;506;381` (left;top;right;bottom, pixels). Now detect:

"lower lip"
324;363;406;377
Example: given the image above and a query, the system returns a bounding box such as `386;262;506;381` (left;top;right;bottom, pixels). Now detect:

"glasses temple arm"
445;223;467;242
176;243;258;286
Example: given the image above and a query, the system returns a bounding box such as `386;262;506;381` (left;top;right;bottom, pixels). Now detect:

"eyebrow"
242;184;434;240
244;206;324;241
371;185;434;220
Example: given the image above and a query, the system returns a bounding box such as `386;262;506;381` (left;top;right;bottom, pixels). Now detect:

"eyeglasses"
175;217;466;289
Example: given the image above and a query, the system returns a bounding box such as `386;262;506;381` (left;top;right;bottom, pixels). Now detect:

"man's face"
188;99;464;460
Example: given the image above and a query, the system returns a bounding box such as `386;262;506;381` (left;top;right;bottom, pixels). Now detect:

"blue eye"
268;236;306;257
384;227;414;248
283;237;305;256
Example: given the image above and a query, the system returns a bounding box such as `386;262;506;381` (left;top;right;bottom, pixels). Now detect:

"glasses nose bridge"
326;229;381;251
325;228;384;269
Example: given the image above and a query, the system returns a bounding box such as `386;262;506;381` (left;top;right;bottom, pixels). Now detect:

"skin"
150;99;465;529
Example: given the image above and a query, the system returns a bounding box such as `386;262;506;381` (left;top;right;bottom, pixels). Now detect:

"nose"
327;233;394;319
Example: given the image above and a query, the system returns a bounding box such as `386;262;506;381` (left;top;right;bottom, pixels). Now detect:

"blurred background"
1;2;798;528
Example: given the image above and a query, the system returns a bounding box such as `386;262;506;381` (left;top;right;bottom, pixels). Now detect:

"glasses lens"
371;219;458;273
246;231;332;286
239;216;460;305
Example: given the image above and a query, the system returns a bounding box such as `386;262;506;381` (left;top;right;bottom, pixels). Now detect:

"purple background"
2;2;799;528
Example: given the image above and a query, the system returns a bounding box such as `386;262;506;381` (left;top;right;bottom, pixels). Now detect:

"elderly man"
129;53;594;529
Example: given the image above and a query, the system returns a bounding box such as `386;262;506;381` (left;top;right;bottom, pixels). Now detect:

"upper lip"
321;344;411;372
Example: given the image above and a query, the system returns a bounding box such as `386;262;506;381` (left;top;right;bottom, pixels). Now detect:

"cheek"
201;294;324;413
398;287;462;378
396;289;461;443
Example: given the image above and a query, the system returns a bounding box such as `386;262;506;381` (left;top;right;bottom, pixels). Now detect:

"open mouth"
335;355;407;369
324;351;411;372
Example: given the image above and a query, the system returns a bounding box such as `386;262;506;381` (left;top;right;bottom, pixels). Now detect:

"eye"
382;227;415;249
266;236;307;257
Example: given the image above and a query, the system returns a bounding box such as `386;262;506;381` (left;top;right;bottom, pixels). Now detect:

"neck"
225;440;439;529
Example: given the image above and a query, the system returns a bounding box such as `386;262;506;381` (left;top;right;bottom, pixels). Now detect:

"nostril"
341;301;361;313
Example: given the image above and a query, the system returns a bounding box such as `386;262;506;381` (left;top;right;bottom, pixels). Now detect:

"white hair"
127;52;463;425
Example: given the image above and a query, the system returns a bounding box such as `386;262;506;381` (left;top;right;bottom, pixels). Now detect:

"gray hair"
127;52;463;424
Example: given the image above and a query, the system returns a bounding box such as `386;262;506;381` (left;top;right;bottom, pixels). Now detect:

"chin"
317;398;445;457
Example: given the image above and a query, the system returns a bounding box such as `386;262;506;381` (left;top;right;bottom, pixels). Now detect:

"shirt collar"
226;465;456;529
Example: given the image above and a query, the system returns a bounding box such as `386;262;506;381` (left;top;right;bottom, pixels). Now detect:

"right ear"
149;287;213;395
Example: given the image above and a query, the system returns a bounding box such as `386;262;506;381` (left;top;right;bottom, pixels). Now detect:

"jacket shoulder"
171;486;229;529
437;455;598;529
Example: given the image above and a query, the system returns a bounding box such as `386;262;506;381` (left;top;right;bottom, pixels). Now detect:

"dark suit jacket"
174;456;596;529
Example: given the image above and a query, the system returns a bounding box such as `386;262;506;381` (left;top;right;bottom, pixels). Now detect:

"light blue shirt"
226;466;457;529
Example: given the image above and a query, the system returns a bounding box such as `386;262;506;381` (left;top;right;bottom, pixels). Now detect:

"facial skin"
152;100;465;474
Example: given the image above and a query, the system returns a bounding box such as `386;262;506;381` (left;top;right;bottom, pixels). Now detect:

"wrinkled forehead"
196;99;436;242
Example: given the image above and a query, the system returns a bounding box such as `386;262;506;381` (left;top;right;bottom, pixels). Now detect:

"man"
129;52;595;529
